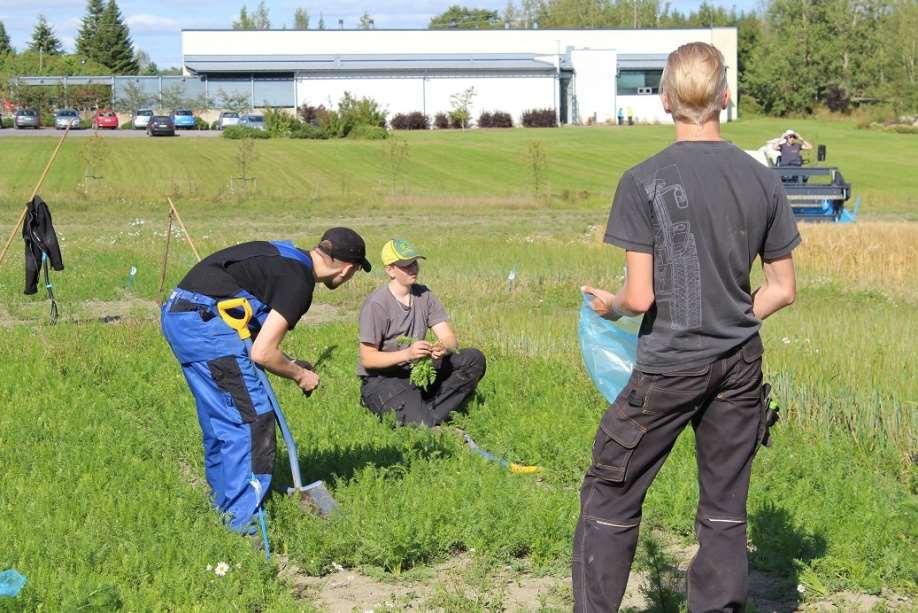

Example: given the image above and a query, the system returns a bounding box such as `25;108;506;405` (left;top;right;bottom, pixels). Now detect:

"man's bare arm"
752;255;796;320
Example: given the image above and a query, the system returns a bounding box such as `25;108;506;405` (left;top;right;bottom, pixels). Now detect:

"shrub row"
478;111;513;128
222;126;270;139
390;112;430;130
522;108;558;128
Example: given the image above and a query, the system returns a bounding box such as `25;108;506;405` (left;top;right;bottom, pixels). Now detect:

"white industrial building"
181;28;737;125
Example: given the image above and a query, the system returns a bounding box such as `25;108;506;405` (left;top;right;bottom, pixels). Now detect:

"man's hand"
407;340;433;361
294;366;320;394
431;341;448;360
582;285;620;320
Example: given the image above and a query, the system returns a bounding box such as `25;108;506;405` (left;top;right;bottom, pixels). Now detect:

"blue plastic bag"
578;292;640;404
0;569;26;597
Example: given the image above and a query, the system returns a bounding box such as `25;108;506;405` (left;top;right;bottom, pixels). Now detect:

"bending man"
161;228;371;533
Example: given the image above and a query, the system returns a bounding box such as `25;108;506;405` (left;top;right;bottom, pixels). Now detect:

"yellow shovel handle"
216;298;253;340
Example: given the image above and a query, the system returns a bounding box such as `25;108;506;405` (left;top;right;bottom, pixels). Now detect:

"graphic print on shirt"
643;164;702;332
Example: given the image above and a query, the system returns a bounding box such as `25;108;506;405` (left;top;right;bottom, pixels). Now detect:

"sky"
0;0;759;69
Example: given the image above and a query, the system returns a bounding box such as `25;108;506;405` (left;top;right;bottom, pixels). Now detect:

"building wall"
183;28;738;124
296;75;556;124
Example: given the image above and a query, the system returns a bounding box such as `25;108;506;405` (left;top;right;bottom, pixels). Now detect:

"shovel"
216;298;338;517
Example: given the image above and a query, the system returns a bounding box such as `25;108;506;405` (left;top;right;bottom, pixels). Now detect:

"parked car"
54;109;81;130
14;108;40;129
92;109;119;129
132;108;154;130
216;111;240;130
238;114;266;130
171;109;196;130
146;115;175;137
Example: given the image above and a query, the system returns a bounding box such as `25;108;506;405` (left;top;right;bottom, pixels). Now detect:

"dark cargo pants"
572;335;767;613
361;348;487;426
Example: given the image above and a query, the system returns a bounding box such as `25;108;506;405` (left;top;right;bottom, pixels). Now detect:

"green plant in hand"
397;335;439;391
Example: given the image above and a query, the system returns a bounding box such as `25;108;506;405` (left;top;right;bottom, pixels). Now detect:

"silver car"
132;108;154;130
14;108;40;129
54;109;81;130
239;114;266;130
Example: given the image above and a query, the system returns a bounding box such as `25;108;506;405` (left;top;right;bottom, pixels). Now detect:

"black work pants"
573;335;767;613
360;348;486;427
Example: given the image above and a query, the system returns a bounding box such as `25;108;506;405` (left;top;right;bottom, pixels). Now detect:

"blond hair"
661;42;728;125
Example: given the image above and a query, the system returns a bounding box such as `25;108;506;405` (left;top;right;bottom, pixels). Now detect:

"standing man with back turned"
572;42;799;612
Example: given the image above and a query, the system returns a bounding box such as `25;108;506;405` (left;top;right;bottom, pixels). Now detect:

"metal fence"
11;74;295;110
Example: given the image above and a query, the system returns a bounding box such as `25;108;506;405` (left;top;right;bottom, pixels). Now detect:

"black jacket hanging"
23;195;64;295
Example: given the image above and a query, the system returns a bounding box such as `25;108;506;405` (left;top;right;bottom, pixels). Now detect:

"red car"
92;109;119;129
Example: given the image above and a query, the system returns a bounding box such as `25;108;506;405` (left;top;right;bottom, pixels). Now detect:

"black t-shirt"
178;241;315;329
605;140;800;373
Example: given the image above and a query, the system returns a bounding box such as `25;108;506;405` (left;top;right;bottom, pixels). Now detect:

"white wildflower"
205;564;212;571
214;561;230;576
782;337;791;345
797;584;806;594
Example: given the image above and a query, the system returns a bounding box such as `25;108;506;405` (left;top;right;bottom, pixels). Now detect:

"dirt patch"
277;543;914;612
79;298;160;322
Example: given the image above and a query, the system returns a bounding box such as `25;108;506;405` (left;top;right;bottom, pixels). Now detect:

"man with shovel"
161;228;371;534
573;42;799;611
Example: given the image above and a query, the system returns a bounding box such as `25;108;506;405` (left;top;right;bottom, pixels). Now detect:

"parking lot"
0;127;221;138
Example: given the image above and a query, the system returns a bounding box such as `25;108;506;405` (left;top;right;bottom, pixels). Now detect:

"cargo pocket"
208;356;257;423
590;407;646;483
250;411;277;474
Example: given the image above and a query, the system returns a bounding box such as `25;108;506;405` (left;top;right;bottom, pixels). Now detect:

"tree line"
425;0;916;115
1;0;913;117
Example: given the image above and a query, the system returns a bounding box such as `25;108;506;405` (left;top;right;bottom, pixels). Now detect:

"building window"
616;69;663;95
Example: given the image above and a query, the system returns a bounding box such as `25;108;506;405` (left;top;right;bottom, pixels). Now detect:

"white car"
217;111;241;130
132;109;154;130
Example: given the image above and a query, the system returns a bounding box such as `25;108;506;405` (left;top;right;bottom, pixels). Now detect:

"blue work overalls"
161;241;311;532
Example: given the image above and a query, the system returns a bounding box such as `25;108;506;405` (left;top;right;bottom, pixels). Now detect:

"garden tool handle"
216;298;253;340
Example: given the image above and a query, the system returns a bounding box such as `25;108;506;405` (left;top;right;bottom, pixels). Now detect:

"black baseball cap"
319;227;372;272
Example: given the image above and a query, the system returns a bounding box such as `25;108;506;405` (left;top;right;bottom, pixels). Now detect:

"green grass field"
0;119;915;611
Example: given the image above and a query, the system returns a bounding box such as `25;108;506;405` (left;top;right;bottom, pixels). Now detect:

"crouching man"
357;239;486;427
572;42;799;612
161;228;371;534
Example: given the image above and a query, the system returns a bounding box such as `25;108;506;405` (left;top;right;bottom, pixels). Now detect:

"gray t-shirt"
357;284;449;377
778;142;803;166
605;140;800;374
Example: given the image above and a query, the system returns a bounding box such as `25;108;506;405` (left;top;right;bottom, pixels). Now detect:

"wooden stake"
166;197;201;262
0;125;71;267
157;211;174;306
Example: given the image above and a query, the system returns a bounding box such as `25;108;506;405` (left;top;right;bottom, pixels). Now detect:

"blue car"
171;109;196;130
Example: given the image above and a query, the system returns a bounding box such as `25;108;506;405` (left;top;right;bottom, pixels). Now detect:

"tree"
252;1;271;29
429;5;503;29
318;13;326;29
96;0;139;74
293;7;310;29
29;15;64;56
76;0;106;62
216;89;252;113
0;21;13;55
233;6;255;29
114;79;156;113
134;48;159;75
359;11;374;29
449;85;476;129
233;2;270;29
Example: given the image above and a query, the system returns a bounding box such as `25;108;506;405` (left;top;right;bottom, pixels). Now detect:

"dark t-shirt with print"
178;241;315;329
604;140;800;374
